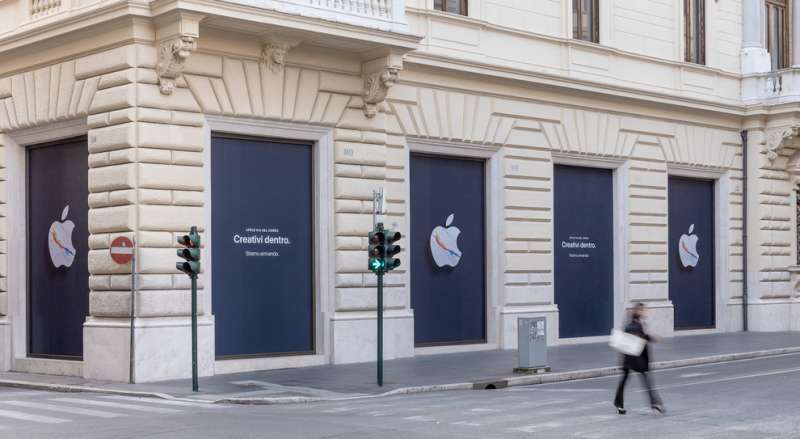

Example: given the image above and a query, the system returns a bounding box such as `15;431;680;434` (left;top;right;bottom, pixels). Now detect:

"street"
2;353;800;438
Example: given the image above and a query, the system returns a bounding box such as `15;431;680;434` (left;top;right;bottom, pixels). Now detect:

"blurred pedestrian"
613;302;665;415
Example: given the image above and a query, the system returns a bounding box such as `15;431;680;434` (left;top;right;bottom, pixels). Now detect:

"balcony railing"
230;0;407;33
0;0;408;38
30;0;63;18
743;68;800;105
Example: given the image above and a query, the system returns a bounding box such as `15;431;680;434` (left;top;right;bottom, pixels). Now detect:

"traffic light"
177;226;201;277
368;228;386;273
383;229;402;272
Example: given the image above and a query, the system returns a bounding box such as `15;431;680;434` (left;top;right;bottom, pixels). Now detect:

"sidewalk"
1;332;798;403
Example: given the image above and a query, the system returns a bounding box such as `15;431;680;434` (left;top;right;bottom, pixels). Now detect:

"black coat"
622;318;651;372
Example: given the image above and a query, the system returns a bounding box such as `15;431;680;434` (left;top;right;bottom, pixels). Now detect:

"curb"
480;346;800;389
2;347;799;405
0;379;173;400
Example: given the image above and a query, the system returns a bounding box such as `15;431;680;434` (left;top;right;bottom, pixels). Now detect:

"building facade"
0;0;797;382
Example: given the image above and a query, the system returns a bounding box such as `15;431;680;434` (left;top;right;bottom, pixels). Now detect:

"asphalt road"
2;353;800;438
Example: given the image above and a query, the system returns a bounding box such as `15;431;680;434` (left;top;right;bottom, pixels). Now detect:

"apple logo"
678;223;699;269
48;205;76;269
430;213;462;268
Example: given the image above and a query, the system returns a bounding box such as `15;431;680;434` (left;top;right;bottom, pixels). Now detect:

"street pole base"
513;366;551;375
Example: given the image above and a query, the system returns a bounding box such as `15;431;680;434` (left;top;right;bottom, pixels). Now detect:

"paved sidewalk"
0;332;798;402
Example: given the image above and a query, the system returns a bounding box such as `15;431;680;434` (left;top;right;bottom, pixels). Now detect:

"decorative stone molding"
156;35;197;95
788;150;800;184
361;51;404;118
259;36;302;73
363;67;399;118
765;126;800;161
261;42;290;73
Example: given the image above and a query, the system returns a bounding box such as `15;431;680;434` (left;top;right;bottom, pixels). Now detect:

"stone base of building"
13;357;83;377
642;300;675;338
0;319;9;372
745;300;798;332
499;305;559;349
790;300;800;331
330;310;414;364
724;302;745;332
83;316;215;383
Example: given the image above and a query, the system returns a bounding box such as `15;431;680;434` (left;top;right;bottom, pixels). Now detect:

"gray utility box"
517;317;548;372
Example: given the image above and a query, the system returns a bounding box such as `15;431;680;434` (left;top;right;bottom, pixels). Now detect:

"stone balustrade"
0;0;407;36
30;0;62;18
742;69;800;106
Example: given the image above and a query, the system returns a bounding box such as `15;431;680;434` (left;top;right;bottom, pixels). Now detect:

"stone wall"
386;78;743;343
0;26;774;379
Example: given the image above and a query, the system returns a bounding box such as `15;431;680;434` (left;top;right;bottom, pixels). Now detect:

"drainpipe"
740;130;749;332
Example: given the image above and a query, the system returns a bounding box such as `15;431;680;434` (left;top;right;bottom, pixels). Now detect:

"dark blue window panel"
410;154;486;346
28;138;89;359
554;165;614;338
668;177;715;329
212;136;314;358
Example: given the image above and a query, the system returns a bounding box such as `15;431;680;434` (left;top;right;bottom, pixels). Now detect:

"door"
554;165;614;338
212;136;314;358
410;154;486;346
668;176;715;329
28;138;89;358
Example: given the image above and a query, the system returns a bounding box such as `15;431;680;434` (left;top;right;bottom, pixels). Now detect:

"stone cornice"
0;0;421;56
0;1;152;55
403;52;748;118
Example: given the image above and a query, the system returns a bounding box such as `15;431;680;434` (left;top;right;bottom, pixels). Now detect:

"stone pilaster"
0;134;8;372
330;96;413;363
82;42;212;382
744;128;797;331
741;0;771;74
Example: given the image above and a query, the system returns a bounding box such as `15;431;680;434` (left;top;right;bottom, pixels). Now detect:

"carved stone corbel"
363;67;399;118
154;12;204;95
156;35;197;95
765;126;800;161
260;36;302;73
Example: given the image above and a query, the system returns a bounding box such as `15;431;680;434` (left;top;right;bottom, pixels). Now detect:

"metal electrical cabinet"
516;317;550;373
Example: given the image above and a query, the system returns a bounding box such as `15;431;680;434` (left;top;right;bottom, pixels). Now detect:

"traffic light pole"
191;273;198;392
377;271;384;387
129;242;136;384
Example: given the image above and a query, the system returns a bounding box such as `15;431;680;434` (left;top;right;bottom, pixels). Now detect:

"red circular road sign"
110;236;134;264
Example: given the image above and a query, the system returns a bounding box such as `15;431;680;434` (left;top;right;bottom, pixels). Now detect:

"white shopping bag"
609;329;646;356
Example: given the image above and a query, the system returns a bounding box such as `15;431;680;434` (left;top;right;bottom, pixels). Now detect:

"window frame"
684;0;706;65
433;0;467;16
765;0;791;70
573;0;600;43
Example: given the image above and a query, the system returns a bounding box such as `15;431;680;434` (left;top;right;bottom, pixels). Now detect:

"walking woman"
613;302;665;415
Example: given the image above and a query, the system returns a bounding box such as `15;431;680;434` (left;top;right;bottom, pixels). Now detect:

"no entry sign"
110;236;134;264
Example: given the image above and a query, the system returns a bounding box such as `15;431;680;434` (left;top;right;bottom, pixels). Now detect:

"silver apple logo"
678;224;699;268
48;205;76;268
430;213;462;268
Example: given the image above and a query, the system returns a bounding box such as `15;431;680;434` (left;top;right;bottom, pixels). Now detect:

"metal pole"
740;130;749;332
129;241;136;384
373;190;377;227
377;271;383;387
191;273;198;392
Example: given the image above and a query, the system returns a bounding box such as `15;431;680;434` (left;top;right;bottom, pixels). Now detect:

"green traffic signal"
177;260;201;275
383;229;402;272
177;226;201;277
368;228;387;274
369;258;385;272
177;247;200;260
